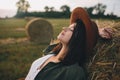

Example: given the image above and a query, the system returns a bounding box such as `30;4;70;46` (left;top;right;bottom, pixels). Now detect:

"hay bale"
87;21;120;80
25;18;53;44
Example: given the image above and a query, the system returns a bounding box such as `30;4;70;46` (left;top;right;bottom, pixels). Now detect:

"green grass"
0;18;119;80
0;43;47;80
47;18;70;37
0;18;69;80
0;18;27;38
0;18;69;39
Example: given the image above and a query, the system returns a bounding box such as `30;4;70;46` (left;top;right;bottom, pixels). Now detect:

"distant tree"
93;3;106;16
85;7;94;16
44;6;49;12
24;1;30;13
50;7;55;12
16;0;30;13
60;5;71;18
60;5;70;12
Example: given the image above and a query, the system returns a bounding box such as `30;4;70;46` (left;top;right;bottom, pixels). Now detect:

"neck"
55;44;68;61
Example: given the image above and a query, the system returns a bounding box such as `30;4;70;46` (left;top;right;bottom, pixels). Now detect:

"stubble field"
0;18;120;80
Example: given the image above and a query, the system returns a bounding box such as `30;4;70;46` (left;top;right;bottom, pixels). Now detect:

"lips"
61;32;64;35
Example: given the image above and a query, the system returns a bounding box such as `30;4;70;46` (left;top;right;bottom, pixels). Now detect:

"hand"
99;27;114;39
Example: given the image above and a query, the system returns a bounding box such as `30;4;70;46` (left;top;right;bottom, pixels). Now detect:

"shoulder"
66;63;87;80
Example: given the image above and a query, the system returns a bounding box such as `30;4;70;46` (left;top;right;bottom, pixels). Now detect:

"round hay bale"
25;18;53;44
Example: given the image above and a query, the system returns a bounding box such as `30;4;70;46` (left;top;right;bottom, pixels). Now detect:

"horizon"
0;0;120;18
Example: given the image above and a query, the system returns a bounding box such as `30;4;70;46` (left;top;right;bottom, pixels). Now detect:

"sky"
0;0;120;18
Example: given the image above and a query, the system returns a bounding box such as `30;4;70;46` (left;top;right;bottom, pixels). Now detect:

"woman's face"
57;23;76;45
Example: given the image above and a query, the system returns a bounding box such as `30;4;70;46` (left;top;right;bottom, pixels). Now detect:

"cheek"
58;32;72;44
65;33;72;42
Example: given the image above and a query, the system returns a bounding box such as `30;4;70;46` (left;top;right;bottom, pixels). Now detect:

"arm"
92;21;114;40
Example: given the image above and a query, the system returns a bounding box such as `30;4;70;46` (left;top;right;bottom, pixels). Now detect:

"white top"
25;54;54;80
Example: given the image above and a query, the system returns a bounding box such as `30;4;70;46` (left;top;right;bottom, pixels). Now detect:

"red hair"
70;7;98;54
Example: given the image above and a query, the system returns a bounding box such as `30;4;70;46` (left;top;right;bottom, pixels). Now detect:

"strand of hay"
25;18;53;44
88;21;120;80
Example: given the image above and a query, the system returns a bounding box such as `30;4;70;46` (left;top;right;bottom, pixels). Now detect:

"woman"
25;7;113;80
25;20;87;80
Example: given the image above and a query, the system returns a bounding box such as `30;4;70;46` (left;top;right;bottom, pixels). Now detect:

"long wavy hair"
52;19;86;66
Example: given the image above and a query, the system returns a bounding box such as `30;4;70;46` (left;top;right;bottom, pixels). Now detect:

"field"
0;18;69;80
0;18;120;80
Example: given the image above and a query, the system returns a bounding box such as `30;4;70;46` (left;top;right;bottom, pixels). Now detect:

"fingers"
99;27;114;39
104;27;114;35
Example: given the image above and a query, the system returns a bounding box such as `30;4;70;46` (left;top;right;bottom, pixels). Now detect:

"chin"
57;36;61;41
57;36;62;42
57;34;62;40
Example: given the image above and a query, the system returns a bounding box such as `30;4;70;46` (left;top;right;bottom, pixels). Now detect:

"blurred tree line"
14;0;119;19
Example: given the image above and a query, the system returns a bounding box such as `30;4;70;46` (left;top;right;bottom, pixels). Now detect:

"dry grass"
0;18;119;80
88;21;120;80
0;18;69;80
